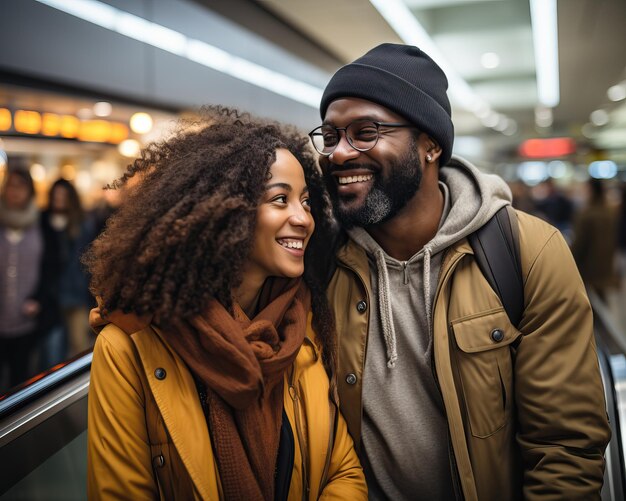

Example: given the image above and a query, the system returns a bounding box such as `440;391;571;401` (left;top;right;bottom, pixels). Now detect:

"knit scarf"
163;277;309;501
0;199;39;230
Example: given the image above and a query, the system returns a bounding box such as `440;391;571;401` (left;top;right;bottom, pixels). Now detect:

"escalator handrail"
0;352;92;420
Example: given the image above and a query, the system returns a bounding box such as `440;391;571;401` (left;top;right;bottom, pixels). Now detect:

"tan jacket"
328;210;611;500
87;314;367;500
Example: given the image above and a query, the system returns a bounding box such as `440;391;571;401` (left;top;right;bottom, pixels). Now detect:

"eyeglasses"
308;120;414;156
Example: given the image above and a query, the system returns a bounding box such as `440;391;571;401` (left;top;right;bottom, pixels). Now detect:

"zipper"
289;366;309;501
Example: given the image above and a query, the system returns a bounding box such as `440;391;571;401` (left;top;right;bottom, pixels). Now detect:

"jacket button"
356;300;367;313
154;368;167;380
346;373;357;385
153;454;165;468
491;329;504;343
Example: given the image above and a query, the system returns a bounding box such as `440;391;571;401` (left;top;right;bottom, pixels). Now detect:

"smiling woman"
82;106;366;500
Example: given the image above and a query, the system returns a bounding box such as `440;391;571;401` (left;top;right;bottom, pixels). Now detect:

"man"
312;43;611;500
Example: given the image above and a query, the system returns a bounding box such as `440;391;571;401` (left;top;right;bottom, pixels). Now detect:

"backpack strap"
467;205;524;327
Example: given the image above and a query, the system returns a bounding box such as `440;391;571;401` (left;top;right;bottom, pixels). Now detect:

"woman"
85;107;366;500
0;166;43;391
40;178;95;368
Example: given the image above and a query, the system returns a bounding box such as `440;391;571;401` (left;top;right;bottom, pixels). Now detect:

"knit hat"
320;43;454;166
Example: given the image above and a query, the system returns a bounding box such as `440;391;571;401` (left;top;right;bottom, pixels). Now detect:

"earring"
426;154;433;162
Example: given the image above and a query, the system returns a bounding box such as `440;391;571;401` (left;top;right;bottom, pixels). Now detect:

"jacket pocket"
450;308;520;438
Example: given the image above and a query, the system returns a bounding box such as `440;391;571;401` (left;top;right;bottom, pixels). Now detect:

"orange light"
519;138;576;159
0;108;11;131
14;110;42;134
60;115;80;138
109;122;129;144
42;113;61;136
78;119;112;142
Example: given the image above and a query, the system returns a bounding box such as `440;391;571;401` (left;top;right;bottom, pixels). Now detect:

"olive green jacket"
328;210;611;500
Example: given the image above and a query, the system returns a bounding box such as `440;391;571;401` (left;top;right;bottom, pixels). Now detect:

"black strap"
468;206;524;327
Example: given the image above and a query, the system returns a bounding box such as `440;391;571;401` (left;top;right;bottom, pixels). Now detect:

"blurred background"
0;0;626;498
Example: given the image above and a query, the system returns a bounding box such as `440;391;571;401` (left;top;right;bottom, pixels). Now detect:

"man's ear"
422;135;442;163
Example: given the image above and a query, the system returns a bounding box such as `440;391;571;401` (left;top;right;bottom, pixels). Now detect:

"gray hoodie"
347;156;511;500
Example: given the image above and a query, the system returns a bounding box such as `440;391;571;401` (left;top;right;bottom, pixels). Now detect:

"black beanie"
320;43;454;166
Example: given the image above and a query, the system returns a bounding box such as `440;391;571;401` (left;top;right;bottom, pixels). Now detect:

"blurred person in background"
571;178;619;301
91;184;122;238
508;180;538;215
534;178;575;241
0;165;43;391
619;184;626;279
39;178;95;368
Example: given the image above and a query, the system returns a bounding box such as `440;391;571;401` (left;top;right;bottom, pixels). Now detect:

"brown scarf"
163;278;309;501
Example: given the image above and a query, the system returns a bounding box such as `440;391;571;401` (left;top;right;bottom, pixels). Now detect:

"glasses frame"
308;120;414;156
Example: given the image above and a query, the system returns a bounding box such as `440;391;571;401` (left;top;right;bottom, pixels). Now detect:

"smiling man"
313;43;610;500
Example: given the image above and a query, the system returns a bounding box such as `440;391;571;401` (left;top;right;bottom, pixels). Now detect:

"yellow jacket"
328;210;610;500
87;314;367;500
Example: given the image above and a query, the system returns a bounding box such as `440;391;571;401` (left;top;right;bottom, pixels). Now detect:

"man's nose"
329;132;360;165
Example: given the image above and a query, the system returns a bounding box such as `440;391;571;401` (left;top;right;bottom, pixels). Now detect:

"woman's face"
245;148;315;283
3;173;32;210
50;185;70;213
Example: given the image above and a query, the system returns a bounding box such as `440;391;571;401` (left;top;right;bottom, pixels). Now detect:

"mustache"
324;161;379;175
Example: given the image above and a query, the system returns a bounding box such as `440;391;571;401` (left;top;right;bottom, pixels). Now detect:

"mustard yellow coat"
87;315;367;500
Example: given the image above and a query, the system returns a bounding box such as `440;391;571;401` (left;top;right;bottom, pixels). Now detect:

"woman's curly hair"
83;106;338;376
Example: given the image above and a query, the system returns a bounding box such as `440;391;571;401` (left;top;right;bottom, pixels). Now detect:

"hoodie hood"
347;155;512;368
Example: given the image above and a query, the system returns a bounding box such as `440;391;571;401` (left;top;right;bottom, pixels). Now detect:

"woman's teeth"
278;239;303;249
338;174;374;185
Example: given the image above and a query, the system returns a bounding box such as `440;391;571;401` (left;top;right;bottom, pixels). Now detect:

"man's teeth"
278;239;303;249
338;174;374;185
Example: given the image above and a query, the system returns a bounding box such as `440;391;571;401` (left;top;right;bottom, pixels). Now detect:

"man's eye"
322;133;338;146
354;127;378;140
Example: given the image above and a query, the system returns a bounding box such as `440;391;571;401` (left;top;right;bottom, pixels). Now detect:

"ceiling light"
30;163;47;182
581;123;596;138
77;108;93;119
34;0;323;108
590;109;609;126
118;139;141;157
130;112;153;134
588;160;617;179
368;0;514;134
529;0;560;107
94;101;112;117
535;106;553;128
480;52;500;70
607;84;626;102
502;120;518;136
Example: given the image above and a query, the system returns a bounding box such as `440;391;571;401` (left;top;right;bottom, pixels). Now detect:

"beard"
324;145;423;228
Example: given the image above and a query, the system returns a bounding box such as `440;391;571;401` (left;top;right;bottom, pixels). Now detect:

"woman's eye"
272;195;287;204
302;198;312;210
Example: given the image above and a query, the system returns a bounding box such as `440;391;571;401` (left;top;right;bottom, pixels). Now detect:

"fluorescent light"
480;52;500;70
34;0;323;108
608;83;626;102
590;109;609;126
529;0;560;107
368;0;515;134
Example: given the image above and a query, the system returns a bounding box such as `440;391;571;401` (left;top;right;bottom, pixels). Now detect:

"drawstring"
375;249;398;368
423;245;433;333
